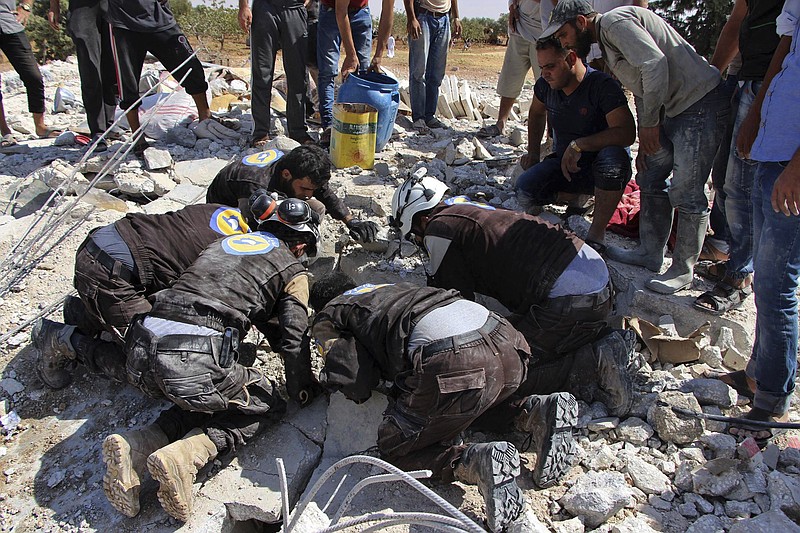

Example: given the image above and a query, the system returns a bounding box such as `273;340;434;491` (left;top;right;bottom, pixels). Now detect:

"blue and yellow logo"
210;207;249;235
444;195;496;210
221;232;280;255
242;149;284;168
343;283;393;296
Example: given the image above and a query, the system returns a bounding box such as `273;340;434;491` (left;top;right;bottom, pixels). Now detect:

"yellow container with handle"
330;103;378;169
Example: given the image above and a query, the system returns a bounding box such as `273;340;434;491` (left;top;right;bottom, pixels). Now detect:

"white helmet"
390;176;449;238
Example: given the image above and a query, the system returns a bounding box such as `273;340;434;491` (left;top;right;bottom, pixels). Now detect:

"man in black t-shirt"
517;38;635;249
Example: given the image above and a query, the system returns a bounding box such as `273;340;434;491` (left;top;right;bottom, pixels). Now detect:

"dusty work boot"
147;428;218;522
454;442;525;532
102;425;169;517
606;194;673;272
514;393;578;489
570;330;635;417
646;212;709;294
31;318;77;389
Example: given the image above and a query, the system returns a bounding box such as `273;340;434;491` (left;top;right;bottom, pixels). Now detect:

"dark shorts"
110;24;208;109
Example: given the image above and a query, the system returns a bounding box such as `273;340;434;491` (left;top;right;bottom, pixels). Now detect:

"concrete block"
437;94;456;120
174;158;229;187
142;197;186;215
164;182;207;205
199;412;323;523
143;147;173;171
482;103;500;120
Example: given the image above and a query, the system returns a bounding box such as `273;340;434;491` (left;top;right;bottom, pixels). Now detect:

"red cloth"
321;0;369;9
607;181;640;238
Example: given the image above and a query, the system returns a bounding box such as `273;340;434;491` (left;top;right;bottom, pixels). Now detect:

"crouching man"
390;176;635;417
34;197;321;521
310;274;579;532
207;144;379;242
32;203;250;389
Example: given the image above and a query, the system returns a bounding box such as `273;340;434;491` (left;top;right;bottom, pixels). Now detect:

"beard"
574;26;593;59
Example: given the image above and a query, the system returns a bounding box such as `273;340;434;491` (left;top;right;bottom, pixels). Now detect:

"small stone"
699;433;737;459
626;455;671;495
113;172;155;195
165;125;197;147
737;437;761;460
0;379;24;396
723;345;748;371
680;378;737;408
586;444;618;470
779;447;800;468
767;470;800;518
728;510;800;533
684;493;715;514
561;471;634;528
588;416;619;432
692;458;743;497
149;171;176;196
686;515;725;533
552;516;584;533
509;127;525;147
648;495;672;511
677;502;699;518
143;147;173;171
53;131;76;146
699;345;723;367
762;444;780;470
647;391;705;444
472;138;493;160
373;162;391;177
46;470;65;488
612;516;659;533
715;326;736;352
616;417;654;445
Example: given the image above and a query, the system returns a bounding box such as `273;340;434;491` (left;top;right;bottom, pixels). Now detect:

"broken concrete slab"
173;158;229;187
164;183;207;205
197;409;324;524
143;147;173;171
142;197;186;215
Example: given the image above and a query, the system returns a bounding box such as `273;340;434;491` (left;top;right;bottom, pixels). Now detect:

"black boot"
31;318;77;389
606;193;673;271
62;295;103;336
569;329;636;417
453;442;525;532
72;332;127;383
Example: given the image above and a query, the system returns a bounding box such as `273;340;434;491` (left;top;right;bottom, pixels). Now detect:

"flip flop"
38;127;64;139
692;277;753;316
695;261;728;283
705;370;755;400
1;132;17;148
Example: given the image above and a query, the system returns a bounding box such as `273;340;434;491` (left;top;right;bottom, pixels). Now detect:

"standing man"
692;0;784;315
0;0;62;146
727;0;799;439
517;38;635;249
106;0;212;153
238;0;313;146
404;0;461;129
477;0;543;139
49;0;118;151
541;0;730;294
316;0;394;146
310;275;577;531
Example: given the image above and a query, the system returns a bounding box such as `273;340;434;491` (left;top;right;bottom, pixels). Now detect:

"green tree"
25;0;75;62
181;0;241;54
650;0;733;59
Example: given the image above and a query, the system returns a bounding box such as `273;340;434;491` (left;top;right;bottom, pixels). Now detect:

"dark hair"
274;144;332;187
536;37;569;56
309;272;357;311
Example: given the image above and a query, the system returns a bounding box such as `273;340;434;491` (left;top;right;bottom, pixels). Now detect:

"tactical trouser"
124;317;286;454
377;315;528;482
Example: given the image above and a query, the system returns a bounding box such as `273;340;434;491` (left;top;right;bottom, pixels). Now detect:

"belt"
540;282;612;316
84;238;136;283
416;6;449;18
421;315;500;358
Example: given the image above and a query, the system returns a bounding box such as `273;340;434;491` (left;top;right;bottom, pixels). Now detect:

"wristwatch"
19;2;31;11
569;140;582;153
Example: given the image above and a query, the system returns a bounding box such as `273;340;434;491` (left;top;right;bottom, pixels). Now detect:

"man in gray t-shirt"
541;0;730;295
0;0;63;146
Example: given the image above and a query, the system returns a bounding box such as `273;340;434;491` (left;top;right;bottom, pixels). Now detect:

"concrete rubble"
0;57;797;533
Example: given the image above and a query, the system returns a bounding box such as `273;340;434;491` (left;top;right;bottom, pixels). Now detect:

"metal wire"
0;51;205;296
283;455;484;533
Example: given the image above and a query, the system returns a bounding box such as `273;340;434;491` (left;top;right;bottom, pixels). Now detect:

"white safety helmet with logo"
249;190;321;260
389;174;450;239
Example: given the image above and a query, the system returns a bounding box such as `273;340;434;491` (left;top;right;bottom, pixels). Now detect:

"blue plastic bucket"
337;72;400;152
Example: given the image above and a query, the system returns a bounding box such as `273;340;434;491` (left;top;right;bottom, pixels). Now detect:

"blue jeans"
722;80;762;279
316;5;372;128
637;82;731;215
746;160;798;416
515;146;631;209
408;11;450;122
